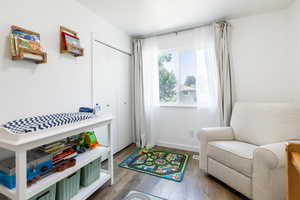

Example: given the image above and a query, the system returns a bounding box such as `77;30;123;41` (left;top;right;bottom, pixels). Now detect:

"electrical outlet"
193;154;199;160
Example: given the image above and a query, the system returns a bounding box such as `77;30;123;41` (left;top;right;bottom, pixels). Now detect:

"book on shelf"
12;30;40;42
67;44;81;55
40;144;71;154
14;35;19;56
23;53;43;61
17;37;42;51
41;141;65;150
53;150;78;164
62;31;82;54
8;34;16;56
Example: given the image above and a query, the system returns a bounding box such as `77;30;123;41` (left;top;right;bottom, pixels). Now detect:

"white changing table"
0;114;114;200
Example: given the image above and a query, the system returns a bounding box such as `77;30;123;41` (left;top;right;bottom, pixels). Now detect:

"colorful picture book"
17;37;41;51
61;31;82;55
12;30;40;42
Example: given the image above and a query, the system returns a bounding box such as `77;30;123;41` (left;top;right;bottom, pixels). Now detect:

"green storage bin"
29;184;56;200
80;157;101;187
56;170;80;200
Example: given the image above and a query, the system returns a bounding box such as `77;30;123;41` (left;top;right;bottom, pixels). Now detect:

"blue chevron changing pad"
2;112;96;134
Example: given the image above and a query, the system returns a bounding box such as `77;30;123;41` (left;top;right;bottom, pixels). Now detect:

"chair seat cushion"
207;141;257;177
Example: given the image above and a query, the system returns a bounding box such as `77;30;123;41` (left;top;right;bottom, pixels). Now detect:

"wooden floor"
89;144;248;200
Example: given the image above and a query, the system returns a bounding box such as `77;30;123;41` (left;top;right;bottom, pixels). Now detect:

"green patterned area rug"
119;148;189;182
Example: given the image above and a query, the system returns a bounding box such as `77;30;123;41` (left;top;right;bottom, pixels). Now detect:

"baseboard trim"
156;141;199;152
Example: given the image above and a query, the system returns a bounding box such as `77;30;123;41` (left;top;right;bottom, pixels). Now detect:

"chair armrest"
252;142;288;200
198;127;234;172
198;127;234;142
254;142;287;170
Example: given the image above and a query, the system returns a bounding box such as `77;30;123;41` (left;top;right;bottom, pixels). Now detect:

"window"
158;48;198;106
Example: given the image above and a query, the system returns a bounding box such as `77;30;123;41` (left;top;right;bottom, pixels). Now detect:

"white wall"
0;0;131;158
155;107;219;152
155;0;300;152
230;0;300;103
287;0;300;99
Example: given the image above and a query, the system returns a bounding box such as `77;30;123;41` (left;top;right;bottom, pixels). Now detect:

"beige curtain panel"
214;21;233;126
132;39;147;147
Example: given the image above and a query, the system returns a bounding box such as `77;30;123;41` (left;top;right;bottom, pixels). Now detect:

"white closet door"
117;53;132;151
93;43;119;154
93;41;132;154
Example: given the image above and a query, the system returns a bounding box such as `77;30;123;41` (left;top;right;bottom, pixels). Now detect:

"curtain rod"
137;22;211;39
136;20;229;39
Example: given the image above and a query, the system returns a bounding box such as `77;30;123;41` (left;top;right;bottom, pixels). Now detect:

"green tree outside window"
159;53;177;103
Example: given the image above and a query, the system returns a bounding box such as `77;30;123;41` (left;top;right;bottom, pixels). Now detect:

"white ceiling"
77;0;292;37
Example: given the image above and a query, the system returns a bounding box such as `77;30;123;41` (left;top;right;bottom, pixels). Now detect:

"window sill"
159;104;198;109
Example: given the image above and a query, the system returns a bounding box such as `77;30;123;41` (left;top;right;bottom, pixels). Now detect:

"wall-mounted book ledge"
9;25;47;64
60;26;84;57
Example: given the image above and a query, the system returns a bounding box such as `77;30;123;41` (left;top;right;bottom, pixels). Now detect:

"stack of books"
9;29;44;61
39;141;78;172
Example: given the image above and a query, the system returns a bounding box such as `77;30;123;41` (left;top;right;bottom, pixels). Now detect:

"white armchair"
199;102;300;200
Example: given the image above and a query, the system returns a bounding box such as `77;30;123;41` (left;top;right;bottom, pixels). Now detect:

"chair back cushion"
230;102;300;145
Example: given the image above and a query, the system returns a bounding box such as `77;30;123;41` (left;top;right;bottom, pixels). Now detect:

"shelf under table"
0;146;110;200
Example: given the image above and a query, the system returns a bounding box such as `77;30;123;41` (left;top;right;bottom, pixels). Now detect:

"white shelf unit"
0;114;114;200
